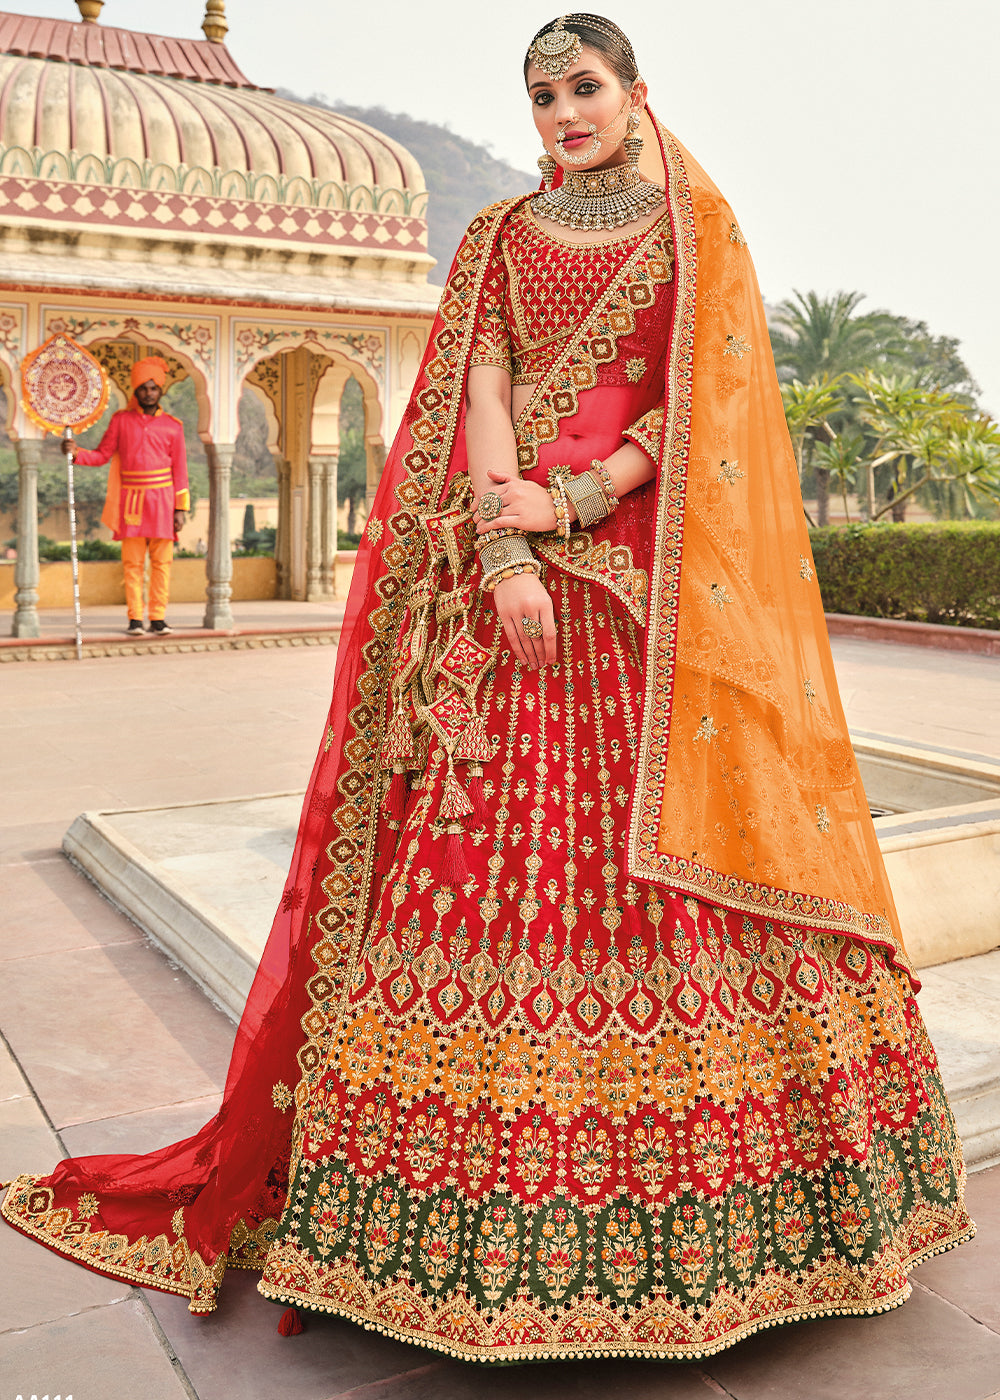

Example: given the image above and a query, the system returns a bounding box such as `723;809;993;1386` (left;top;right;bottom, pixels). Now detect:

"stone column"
12;439;42;638
203;442;235;631
305;453;325;602
275;456;291;599
321;453;339;598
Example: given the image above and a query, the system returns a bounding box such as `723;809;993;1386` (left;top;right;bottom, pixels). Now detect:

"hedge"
808;522;1000;630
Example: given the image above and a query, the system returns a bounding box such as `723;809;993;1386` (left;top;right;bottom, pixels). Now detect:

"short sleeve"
623;403;665;462
469;238;512;376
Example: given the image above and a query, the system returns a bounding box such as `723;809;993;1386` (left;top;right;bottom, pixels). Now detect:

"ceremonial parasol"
21;334;109;660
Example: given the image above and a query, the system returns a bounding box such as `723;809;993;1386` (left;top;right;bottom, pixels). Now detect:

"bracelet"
548;466;571;542
564;470;611;530
480;560;543;593
475;526;522;552
591;458;619;512
479;531;539;591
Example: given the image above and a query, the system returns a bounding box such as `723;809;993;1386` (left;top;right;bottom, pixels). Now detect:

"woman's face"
526;46;642;172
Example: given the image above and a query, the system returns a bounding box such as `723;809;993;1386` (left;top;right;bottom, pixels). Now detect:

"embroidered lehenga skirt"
253;564;973;1359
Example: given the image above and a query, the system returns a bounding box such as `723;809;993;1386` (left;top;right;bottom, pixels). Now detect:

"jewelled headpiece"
527;16;583;81
527;14;638;82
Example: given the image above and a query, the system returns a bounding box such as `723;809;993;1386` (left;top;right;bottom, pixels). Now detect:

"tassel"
440;824;471;886
277;1307;304;1336
381;767;410;822
439;762;474;824
466;764;488;827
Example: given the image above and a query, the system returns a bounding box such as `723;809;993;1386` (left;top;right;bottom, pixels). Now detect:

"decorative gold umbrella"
21;334;109;659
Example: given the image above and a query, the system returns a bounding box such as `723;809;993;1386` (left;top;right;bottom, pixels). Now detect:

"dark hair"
524;14;639;88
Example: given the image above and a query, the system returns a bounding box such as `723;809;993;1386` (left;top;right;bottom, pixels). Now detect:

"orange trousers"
121;536;173;621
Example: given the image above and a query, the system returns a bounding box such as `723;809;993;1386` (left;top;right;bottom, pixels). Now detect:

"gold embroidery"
799;555;814;581
709;583;733;611
272;1081;294;1111
693;715;719;744
723;334;751;360
717;459;744;484
804;678;816;706
366;516;384;543
816;805;831;833
625;356;647;382
730;222;747;246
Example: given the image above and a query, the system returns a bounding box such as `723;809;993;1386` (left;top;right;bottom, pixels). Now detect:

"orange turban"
131;356;168;390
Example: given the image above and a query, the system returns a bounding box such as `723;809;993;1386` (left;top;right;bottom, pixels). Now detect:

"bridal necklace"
532;160;664;232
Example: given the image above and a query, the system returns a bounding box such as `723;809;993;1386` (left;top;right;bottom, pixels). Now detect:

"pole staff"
62;425;83;662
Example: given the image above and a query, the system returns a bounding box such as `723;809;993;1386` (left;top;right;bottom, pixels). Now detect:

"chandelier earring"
623;112;643;171
537;150;557;191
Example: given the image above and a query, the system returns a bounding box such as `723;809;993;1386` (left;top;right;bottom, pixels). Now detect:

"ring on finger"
521;617;543;638
478;491;503;522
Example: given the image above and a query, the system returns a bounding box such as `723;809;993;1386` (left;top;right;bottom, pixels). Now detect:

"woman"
2;13;973;1364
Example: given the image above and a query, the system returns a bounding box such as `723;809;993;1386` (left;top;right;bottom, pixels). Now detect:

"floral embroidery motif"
724;334;751;359
717;458;744;484
709;583;734;610
694;715;719;744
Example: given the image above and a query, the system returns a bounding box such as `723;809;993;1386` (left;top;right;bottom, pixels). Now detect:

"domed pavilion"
1;0;438;634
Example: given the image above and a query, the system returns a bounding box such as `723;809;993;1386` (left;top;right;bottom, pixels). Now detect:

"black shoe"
126;619;145;636
148;620;173;635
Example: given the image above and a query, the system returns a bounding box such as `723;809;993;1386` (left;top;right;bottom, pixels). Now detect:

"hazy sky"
24;0;1000;410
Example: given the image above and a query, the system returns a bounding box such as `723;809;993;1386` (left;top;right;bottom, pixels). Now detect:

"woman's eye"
534;92;553;106
575;82;599;95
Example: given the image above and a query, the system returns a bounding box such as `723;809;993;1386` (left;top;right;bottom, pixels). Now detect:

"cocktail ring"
521;617;543;638
478;491;503;522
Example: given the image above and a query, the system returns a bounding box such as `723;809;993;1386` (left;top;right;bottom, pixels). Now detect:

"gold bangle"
480;560;543;593
479;531;538;590
564;470;610;530
475;526;522;552
591;458;619;512
548;467;571;542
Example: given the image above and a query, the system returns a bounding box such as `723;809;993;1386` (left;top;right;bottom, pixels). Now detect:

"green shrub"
809;522;1000;629
37;537;122;561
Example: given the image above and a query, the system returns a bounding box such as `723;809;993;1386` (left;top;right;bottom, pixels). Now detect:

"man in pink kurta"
67;357;189;635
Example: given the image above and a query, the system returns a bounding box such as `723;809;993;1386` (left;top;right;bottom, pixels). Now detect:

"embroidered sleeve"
623;403;665;462
468;238;512;376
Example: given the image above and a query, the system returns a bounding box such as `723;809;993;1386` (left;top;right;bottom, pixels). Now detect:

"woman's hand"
490;572;557;670
476;468;556;535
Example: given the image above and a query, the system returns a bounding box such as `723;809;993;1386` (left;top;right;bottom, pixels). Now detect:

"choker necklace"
531;162;664;232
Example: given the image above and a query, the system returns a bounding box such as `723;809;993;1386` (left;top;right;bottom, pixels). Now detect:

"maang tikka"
527;15;583;81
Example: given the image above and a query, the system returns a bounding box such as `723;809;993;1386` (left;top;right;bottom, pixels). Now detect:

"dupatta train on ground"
2;117;972;1361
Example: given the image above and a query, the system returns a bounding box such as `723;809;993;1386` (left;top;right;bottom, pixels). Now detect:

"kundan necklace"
531;161;664;232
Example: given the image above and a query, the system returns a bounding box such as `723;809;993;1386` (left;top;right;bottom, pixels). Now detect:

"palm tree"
781;376;845;525
770;291;902;384
813;430;867;524
851;373;1000;520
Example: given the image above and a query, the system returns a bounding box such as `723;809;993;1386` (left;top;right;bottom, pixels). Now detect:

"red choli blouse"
469;202;675;462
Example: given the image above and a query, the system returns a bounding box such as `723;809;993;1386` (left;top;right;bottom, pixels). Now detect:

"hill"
279;93;535;284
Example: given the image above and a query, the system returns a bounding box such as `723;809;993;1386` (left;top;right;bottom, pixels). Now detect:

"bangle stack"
548;466;571;542
562;460;619;530
591;458;619;512
564;469;611;530
479;531;541;592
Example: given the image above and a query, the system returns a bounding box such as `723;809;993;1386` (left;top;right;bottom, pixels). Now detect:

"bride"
3;13;972;1364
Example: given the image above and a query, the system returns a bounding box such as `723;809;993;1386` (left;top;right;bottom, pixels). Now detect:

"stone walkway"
2;636;1000;1400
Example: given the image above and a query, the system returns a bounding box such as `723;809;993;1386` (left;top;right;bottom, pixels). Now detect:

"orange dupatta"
625;117;906;972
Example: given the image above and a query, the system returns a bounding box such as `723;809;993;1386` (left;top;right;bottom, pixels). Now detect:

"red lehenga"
2;119;973;1362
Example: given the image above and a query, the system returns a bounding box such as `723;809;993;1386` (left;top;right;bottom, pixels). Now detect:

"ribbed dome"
0;15;427;213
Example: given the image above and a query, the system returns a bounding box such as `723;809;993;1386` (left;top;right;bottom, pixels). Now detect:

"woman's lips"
560;131;590;146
